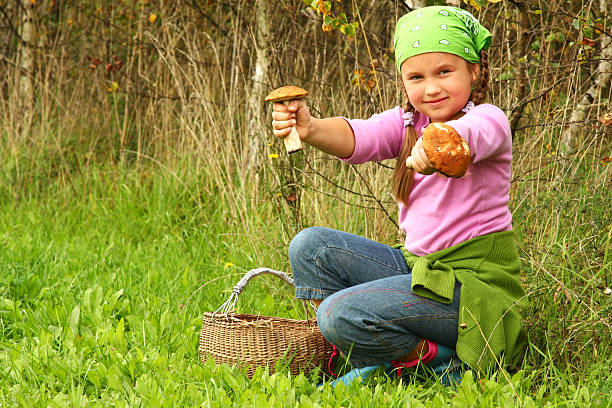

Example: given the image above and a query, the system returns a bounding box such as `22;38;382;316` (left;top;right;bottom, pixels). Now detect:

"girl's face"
401;52;479;123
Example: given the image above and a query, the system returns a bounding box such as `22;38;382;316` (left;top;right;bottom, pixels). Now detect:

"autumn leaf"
286;193;297;202
599;112;612;126
87;56;102;71
352;69;364;87
149;14;157;23
580;38;596;47
365;79;376;92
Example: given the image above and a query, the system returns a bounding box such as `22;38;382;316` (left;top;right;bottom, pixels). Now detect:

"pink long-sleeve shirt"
343;104;513;256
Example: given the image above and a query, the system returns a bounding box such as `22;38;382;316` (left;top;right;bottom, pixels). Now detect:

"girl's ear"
471;63;481;83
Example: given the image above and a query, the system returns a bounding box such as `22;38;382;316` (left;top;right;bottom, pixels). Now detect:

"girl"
271;6;528;386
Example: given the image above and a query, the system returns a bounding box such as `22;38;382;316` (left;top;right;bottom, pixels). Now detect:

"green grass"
0;166;610;407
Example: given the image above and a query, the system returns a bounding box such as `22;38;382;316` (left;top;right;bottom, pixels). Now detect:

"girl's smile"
401;52;479;122
425;97;449;107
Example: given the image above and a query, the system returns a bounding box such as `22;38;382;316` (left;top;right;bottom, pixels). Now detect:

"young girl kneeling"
271;6;528;386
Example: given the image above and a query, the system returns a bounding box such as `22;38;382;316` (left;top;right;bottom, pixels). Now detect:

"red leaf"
581;38;596;47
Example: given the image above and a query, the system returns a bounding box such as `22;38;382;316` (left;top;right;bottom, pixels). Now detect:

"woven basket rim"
202;312;317;325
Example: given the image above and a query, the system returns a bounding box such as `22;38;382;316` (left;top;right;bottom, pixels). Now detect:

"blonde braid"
392;88;417;205
472;50;490;105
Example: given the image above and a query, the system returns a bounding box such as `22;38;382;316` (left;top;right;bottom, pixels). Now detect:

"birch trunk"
561;0;612;150
245;0;272;172
404;0;427;9
17;0;36;137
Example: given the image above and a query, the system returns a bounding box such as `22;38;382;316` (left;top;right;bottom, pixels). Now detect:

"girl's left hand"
410;138;435;175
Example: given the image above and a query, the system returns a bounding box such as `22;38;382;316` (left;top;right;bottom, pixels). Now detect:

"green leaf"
115;317;125;343
69;304;80;331
1;298;14;310
106;288;124;312
106;365;124;391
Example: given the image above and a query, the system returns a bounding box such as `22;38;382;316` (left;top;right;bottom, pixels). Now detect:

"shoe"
430;351;463;386
323;340;462;388
326;362;393;388
392;340;463;385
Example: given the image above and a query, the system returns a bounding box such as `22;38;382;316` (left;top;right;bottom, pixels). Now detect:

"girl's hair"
392;51;490;205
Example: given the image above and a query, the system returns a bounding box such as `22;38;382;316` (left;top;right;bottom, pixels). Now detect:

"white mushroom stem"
406;156;416;169
282;101;302;154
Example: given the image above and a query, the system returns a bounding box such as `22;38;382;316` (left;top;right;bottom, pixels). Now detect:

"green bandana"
394;6;492;72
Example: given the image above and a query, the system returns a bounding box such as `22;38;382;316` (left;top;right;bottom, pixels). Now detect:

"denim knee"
288;227;327;262
316;297;341;347
316;294;357;351
288;227;327;281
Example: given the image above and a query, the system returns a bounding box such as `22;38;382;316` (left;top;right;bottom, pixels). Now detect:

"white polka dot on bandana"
440;39;450;45
440;10;449;16
441;24;448;30
412;25;421;31
464;47;469;54
413;41;420;48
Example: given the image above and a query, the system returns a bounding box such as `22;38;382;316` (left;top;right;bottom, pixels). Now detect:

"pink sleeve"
339;107;405;164
446;104;512;164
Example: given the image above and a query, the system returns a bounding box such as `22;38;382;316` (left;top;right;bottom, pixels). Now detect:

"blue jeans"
289;227;461;368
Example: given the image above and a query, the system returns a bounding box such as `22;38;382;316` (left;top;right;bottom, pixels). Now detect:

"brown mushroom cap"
265;86;309;102
422;122;471;178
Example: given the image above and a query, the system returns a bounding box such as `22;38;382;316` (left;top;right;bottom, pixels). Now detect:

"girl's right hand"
271;100;311;141
409;138;435;175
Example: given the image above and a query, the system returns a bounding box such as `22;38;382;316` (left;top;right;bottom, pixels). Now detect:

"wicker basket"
199;268;332;377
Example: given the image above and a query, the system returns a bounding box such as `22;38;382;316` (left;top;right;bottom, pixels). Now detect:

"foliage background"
0;0;610;405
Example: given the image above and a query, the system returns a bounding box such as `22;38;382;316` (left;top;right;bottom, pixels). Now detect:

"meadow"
0;160;609;406
1;0;611;406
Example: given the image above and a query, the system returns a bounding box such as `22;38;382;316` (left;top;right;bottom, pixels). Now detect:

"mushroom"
406;122;471;178
265;86;309;154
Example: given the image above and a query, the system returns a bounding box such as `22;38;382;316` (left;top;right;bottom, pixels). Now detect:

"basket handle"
213;267;295;316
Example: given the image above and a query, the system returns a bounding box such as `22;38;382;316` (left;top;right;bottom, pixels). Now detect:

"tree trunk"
244;0;273;172
509;5;528;134
17;0;36;138
561;0;612;151
404;0;427;9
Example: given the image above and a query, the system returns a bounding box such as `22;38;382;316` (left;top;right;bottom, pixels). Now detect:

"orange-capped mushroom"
406;123;471;178
265;86;309;154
